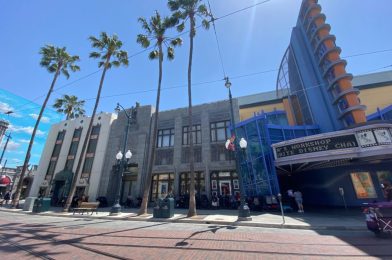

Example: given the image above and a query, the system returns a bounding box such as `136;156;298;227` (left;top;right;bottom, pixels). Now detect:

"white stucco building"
29;112;116;204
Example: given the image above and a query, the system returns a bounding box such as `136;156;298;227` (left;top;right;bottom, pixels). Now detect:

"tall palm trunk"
12;67;61;208
63;56;110;212
139;44;164;215
187;17;196;217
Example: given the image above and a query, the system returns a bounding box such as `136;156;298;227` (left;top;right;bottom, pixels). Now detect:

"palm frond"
202;19;210;30
61;68;70;79
148;50;159;60
168;0;180;11
137;34;150;48
138;17;152;34
111;60;120;67
167;46;175;60
176;22;185;32
89;51;101;59
171;38;182;47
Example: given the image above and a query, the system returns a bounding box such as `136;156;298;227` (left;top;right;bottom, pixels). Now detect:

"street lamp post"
225;77;251;221
110;103;133;216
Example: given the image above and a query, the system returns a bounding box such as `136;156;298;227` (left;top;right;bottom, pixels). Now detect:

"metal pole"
110;104;131;215
0;133;11;166
226;80;251;221
277;193;285;225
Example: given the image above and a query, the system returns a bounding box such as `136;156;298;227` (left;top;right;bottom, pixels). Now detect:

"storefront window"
350;172;377;199
179;172;205;196
150;173;174;202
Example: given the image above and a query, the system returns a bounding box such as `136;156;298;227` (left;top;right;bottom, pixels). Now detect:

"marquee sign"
275;134;358;158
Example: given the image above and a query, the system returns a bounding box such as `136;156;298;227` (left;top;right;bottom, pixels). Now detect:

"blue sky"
0;0;392;166
0;89;62;167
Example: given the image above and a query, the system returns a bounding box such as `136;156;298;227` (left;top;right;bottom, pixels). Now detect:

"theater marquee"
275;135;358;158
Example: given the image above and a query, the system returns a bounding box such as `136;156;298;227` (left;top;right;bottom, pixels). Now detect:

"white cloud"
8;124;46;136
19;139;31;143
0;140;20;151
29;113;50;123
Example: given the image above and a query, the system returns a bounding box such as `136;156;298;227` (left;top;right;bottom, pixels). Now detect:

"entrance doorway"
52;181;65;206
219;180;232;196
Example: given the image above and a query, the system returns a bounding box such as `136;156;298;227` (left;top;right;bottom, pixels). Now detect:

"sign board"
275;135;358;158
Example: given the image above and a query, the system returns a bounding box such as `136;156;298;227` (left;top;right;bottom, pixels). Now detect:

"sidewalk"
0;203;367;231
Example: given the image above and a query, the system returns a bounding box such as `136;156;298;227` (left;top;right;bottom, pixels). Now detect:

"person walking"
4;191;11;205
293;190;304;213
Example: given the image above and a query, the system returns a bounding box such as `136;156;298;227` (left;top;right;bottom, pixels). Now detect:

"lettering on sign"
275;135;358;158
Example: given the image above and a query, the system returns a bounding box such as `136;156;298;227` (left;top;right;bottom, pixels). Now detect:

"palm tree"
12;45;80;208
168;0;211;217
53;94;86;120
63;32;128;212
137;11;182;215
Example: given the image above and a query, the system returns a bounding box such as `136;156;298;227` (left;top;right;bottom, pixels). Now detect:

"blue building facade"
235;0;392;207
235;111;319;198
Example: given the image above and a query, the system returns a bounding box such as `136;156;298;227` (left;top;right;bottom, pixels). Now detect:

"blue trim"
266;124;319;130
367;104;392;120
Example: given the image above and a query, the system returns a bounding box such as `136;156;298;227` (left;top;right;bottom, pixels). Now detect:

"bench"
72;202;100;215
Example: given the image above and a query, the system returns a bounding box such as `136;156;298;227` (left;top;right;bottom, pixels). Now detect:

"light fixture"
125;150;132;159
116;151;123;160
239;138;247;149
224;77;231;89
115;103;121;113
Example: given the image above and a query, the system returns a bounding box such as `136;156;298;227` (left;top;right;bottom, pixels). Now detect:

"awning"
0;175;11;186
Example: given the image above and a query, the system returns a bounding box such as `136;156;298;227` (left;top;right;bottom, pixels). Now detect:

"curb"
0;208;366;231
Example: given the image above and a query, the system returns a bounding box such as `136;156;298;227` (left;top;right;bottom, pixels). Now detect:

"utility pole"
0;132;11;166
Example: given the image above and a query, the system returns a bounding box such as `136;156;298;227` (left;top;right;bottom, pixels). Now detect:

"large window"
210;121;231;142
45;130;66;180
81;125;101;179
157;128;174;147
150;173;174;202
182;125;201;145
64;128;82;171
179;172;205;196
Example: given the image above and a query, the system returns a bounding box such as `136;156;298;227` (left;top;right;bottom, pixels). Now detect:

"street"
0;211;391;259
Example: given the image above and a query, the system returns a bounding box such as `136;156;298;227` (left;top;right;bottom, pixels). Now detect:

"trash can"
32;197;52;213
23;197;37;211
153;198;174;218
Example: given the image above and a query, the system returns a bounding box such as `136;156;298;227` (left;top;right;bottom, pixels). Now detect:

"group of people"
211;193;241;210
0;191;11;205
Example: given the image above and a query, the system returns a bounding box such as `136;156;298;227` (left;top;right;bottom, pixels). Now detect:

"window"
210;121;231;142
338;98;348;111
317;43;327;59
331;83;341;97
343;114;355;126
81;125;100;179
64;128;82;171
182;125;201;145
81;157;94;178
325;69;335;83
157;128;174;147
150;173;174;202
45;130;66;179
179;172;205;196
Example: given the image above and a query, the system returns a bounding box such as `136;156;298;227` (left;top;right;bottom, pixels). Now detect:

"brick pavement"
0;211;390;259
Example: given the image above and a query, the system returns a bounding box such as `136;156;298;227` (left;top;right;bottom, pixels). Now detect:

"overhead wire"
6;0;392;114
9;0;274;114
